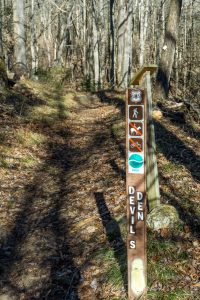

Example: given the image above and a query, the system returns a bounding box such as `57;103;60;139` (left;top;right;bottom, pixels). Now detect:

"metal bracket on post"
126;65;158;300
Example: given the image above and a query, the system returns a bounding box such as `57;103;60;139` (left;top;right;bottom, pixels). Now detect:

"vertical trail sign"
126;65;157;300
126;87;147;300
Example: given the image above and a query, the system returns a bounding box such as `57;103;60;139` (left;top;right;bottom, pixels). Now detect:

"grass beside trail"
0;76;76;172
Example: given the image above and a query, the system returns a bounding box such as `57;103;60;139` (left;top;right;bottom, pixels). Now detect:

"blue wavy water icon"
129;153;144;169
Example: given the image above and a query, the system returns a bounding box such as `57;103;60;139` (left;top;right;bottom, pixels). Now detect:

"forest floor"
0;76;199;300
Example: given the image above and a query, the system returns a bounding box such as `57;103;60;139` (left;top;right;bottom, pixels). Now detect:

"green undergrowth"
20;154;39;167
96;246;127;288
4;68;77;126
21;81;76;124
34;66;69;83
148;290;190;300
0;73;78;171
111;122;125;140
0;151;39;170
107;297;127;300
16;129;46;146
94;216;127;291
95;218;194;299
81;74;96;91
147;230;195;299
161;161;183;173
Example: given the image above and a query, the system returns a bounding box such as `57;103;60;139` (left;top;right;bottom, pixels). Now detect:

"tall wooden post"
146;71;160;211
126;65;157;299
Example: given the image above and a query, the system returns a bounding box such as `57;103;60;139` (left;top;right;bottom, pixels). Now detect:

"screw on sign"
126;87;147;299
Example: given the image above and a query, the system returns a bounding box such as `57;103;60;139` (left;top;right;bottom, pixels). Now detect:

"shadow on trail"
109;159;125;179
96;91;199;181
0;86;128;299
0;137;81;300
157;104;200;140
94;192;127;292
159;174;200;239
96;91;125;115
97;90;200;230
1;82;199;298
154;120;200;182
0;88;81;299
37;146;81;300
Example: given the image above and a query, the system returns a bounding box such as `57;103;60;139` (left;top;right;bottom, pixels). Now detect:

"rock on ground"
147;204;180;230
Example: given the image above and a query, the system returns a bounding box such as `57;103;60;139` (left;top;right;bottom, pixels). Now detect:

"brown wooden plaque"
126;88;147;299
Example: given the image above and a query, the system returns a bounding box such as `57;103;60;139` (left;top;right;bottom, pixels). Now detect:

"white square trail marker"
126;88;147;299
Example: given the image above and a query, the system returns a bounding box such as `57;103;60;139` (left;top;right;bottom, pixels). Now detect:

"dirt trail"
0;92;127;300
1;83;199;300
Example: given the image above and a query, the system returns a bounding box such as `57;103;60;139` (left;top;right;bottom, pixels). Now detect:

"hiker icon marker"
133;108;138;118
129;106;143;121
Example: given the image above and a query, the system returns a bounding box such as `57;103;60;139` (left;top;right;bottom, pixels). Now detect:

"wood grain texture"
146;72;161;210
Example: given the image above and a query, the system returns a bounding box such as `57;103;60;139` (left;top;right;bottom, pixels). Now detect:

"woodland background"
0;0;199;99
0;1;199;300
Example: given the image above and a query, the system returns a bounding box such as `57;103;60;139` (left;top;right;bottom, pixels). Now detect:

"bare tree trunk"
183;5;187;96
117;0;125;85
139;0;149;66
57;14;67;66
139;0;145;66
160;1;165;57
155;0;183;100
30;0;38;74
13;0;27;76
99;0;106;85
83;0;87;75
57;2;74;67
156;1;165;63
117;0;133;89
0;0;7;87
109;0;115;87
175;45;179;96
121;0;133;89
152;3;157;63
92;1;100;88
0;0;3;56
41;8;51;67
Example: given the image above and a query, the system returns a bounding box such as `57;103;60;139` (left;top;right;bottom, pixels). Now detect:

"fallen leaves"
0;81;200;299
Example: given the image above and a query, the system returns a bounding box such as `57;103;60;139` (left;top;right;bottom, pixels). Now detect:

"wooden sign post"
126;65;157;300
